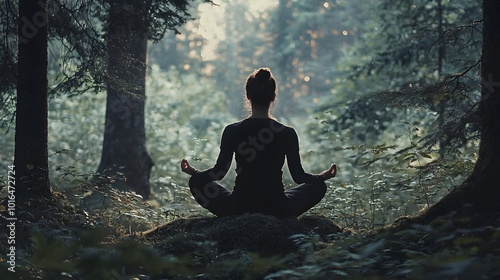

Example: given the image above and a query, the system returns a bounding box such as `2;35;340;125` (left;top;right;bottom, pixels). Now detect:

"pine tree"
14;0;51;197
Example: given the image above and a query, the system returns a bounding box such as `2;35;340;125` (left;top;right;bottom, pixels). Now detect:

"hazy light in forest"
198;0;278;61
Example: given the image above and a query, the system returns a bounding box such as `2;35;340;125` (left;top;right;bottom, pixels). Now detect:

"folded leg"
189;173;240;217
284;181;327;217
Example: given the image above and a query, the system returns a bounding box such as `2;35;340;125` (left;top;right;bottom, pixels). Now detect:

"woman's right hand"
181;159;197;175
320;163;337;180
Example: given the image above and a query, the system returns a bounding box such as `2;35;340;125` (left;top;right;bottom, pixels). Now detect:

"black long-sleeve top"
197;118;323;203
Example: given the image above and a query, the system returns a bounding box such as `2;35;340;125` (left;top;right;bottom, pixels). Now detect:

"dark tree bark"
469;0;500;209
14;0;51;198
417;0;500;222
97;0;153;199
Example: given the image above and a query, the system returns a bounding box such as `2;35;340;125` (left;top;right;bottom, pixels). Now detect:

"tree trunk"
416;0;500;223
14;0;50;198
97;0;153;199
471;0;500;209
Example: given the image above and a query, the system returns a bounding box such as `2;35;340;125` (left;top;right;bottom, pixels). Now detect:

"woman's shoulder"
225;118;295;133
225;119;246;129
268;119;295;133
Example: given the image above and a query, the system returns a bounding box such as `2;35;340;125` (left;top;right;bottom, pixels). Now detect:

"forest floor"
1;192;499;280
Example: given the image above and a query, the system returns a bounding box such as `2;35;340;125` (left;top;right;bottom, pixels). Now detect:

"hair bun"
255;68;271;80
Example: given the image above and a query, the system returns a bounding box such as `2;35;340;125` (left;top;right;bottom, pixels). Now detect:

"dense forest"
0;0;499;279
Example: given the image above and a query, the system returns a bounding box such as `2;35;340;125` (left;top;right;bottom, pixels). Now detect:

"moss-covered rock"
143;213;343;257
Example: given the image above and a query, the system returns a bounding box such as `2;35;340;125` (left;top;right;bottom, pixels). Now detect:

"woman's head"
245;68;277;112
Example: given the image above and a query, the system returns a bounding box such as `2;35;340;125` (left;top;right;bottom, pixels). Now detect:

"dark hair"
245;68;277;108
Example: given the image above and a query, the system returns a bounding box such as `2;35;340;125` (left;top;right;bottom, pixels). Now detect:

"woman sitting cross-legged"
180;67;337;217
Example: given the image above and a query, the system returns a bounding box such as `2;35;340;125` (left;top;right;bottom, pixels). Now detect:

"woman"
181;67;337;217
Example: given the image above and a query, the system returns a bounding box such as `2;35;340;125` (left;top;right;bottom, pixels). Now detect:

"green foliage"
300;112;477;230
22;230;194;279
2;201;499;279
144;65;235;211
0;64;233;222
269;0;364;99
260;211;500;279
302;0;481;229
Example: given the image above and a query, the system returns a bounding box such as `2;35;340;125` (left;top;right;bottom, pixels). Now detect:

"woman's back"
223;118;292;200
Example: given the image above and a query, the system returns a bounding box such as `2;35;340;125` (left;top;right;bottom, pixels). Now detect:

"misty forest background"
2;0;481;228
1;0;498;279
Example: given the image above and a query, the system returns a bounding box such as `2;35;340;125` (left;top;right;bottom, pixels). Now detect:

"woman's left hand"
181;159;197;175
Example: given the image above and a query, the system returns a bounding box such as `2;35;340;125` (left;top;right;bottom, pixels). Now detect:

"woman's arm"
287;148;324;183
203;147;233;180
180;147;232;181
181;126;233;181
286;129;337;183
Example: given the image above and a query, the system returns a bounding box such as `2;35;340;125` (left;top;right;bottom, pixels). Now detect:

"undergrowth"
1;188;499;279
